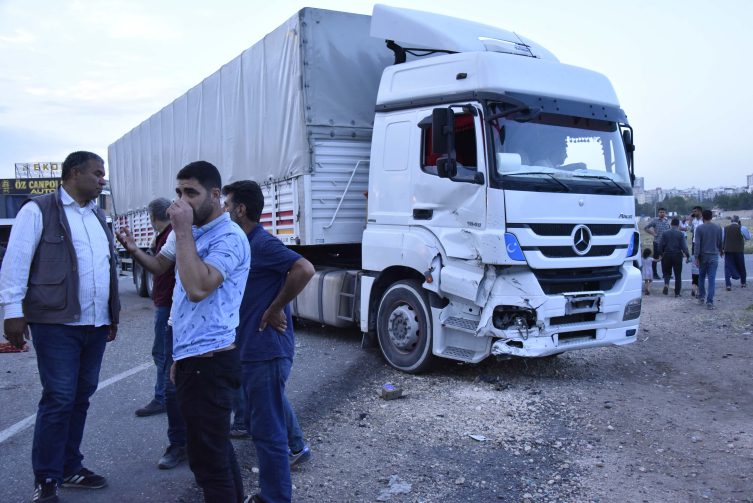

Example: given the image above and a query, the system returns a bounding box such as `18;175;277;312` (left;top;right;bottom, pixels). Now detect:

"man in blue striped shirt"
119;161;250;503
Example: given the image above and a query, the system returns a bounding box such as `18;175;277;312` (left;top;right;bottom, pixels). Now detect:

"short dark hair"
176;161;221;191
702;209;713;220
657;207;667;212
148;197;171;222
61;151;103;180
692;206;702;212
671;218;680;226
222;180;264;223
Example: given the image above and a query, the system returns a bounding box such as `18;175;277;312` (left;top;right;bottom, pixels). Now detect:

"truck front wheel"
376;280;435;373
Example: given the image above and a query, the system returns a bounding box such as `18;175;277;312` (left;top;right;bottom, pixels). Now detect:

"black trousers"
176;349;243;503
661;253;683;295
652;242;661;276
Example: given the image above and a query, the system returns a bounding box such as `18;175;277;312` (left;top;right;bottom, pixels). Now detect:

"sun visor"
370;4;558;61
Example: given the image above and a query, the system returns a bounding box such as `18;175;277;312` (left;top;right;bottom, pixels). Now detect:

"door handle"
413;208;433;220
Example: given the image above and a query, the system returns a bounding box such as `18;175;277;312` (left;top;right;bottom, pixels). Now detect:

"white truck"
108;5;641;372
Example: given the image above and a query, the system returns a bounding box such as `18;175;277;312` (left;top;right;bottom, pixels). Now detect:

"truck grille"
533;266;622;295
514;223;628;236
538;245;617;258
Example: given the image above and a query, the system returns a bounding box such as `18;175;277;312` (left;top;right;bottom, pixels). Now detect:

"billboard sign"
0;178;60;195
14;162;62;179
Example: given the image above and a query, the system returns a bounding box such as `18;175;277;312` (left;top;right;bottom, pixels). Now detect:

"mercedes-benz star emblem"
571;225;592;256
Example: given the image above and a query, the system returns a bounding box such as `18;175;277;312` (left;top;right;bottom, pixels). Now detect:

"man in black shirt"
657;218;690;296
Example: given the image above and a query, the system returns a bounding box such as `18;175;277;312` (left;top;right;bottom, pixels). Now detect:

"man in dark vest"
0;151;120;503
723;215;748;291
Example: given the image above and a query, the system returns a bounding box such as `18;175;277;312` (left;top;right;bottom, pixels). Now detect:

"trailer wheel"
376;280;434;373
134;262;149;297
145;268;154;298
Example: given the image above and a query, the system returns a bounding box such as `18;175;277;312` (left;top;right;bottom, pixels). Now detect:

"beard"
193;195;216;227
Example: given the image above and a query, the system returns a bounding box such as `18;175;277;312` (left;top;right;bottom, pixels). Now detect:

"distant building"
747;174;753;191
633;176;644;191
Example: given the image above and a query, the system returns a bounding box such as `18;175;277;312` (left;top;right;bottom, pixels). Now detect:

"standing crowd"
0;152;314;503
642;206;749;308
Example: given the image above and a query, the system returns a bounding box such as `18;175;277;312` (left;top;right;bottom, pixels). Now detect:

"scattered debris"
380;383;403;400
376;475;412;501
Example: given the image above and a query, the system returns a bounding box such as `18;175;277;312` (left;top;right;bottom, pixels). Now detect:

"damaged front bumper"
443;262;642;358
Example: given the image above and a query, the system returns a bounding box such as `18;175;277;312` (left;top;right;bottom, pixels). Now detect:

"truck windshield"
488;103;632;195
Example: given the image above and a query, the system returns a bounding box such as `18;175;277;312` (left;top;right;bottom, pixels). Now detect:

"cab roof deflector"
370;4;559;63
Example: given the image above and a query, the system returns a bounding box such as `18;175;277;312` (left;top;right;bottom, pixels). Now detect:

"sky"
0;0;751;189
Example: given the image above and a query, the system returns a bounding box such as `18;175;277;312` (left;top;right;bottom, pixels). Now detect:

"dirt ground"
235;282;753;503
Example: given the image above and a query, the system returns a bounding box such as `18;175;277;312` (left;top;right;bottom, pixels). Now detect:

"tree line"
635;192;753;217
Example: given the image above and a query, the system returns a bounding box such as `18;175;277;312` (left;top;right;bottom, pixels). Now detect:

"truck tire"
376;280;435;373
134;262;149;297
145;269;154;298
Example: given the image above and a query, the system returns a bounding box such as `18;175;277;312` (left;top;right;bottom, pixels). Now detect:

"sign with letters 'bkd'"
0;178;60;195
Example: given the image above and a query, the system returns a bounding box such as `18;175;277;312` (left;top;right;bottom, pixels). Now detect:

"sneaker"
229;428;251;439
289;444;311;467
726;286;732;291
742;284;747;288
691;290;696;298
662;285;669;295
243;495;265;503
653;274;661;280
31;479;58;502
61;467;107;489
698;298;705;305
707;303;715;310
135;399;166;417
158;444;187;470
675;293;681;298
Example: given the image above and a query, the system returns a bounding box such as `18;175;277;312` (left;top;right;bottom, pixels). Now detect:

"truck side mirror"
437;157;457;178
432;108;455;154
621;128;636;186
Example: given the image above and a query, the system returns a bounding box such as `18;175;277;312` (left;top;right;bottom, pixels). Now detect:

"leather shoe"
158;445;186;470
135;399;165;417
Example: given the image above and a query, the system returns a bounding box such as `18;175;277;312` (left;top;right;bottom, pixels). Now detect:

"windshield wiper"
572;174;627;194
502;172;570;192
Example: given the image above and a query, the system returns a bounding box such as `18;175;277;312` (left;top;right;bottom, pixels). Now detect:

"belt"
194;343;236;358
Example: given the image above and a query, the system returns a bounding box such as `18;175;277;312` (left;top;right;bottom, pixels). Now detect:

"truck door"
412;105;487;258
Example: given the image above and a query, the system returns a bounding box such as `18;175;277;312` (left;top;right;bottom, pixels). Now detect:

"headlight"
623;297;641;321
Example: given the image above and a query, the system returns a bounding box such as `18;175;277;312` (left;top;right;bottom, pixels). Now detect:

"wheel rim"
386;304;420;352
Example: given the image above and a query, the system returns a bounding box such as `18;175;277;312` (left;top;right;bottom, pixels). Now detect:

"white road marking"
0;361;152;444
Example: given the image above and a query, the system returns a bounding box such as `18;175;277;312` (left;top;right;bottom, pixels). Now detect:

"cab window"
421;113;478;180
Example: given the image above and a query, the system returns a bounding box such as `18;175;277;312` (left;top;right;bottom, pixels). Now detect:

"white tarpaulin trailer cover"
108;8;393;213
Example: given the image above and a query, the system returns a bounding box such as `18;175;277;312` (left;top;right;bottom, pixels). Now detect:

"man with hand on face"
0;151;120;503
118;161;250;503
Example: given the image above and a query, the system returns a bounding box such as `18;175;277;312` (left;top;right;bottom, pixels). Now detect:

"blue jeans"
164;325;186;447
243;357;304;503
29;324;108;483
233;377;304;453
698;254;720;304
176;349;243;503
152;306;170;404
231;384;247;430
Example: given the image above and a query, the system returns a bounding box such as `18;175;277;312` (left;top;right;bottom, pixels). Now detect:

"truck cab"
360;5;641;372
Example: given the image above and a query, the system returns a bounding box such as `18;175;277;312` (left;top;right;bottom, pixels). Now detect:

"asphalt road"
0;274;375;502
1;256;751;502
